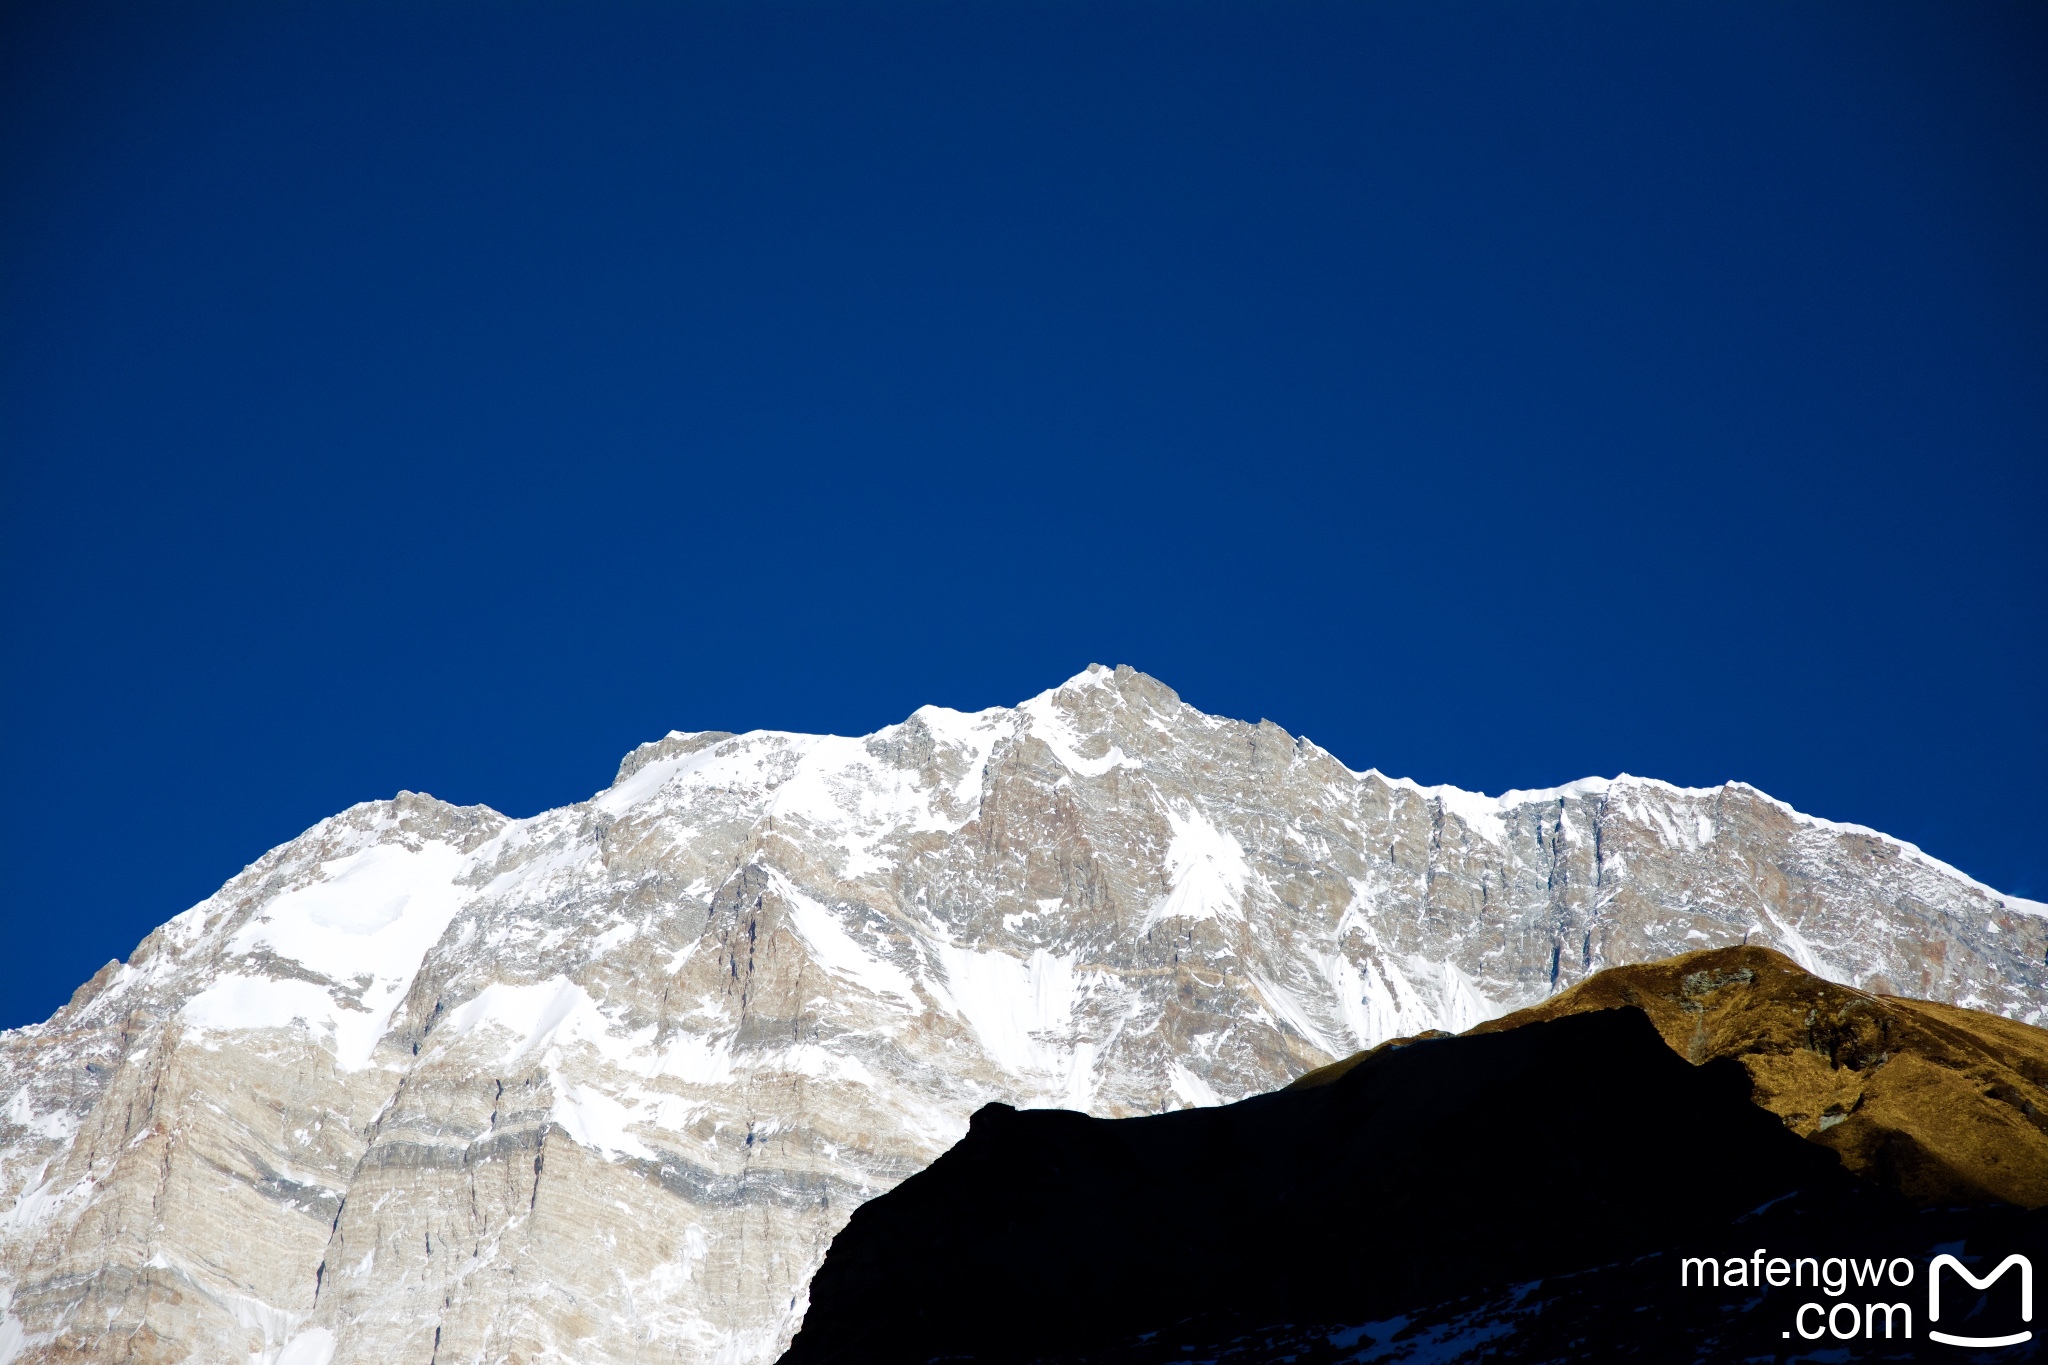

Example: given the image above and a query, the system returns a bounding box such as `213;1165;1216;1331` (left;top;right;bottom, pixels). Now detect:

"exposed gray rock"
2;665;2040;1364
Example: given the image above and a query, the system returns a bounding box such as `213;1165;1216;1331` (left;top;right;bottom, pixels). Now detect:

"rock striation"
1;666;2043;1364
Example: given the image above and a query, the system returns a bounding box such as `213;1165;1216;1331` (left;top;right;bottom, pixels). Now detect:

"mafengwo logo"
1680;1249;2032;1347
1929;1254;2032;1349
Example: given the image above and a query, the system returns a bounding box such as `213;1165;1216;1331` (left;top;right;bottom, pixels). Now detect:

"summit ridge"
0;665;2040;1364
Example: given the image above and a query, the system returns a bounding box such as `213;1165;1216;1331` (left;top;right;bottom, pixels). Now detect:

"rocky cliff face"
1;665;2041;1365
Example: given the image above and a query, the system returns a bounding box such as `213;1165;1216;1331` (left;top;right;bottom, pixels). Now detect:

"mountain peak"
2;675;2040;1365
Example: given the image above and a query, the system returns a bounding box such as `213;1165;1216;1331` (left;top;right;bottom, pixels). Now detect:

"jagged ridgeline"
2;667;2042;1364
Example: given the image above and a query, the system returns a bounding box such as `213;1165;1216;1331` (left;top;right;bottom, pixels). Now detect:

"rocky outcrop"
1483;945;2048;1207
1;666;2042;1363
1296;946;2048;1208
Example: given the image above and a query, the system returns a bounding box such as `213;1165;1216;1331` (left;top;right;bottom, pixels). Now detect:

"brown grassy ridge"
1290;944;2048;1208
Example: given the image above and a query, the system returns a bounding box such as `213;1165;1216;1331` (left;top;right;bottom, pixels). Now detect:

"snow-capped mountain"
2;666;2041;1365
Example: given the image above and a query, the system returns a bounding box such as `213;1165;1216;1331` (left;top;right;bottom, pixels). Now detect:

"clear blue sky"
2;0;2042;1029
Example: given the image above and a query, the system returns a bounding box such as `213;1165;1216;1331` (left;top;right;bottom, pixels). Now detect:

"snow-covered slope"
2;666;2041;1364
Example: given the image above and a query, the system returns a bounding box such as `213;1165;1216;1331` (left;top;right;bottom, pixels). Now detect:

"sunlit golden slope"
1294;944;2048;1208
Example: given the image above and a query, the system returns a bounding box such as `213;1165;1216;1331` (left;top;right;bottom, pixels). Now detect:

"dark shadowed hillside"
782;1009;1877;1364
783;962;2048;1364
